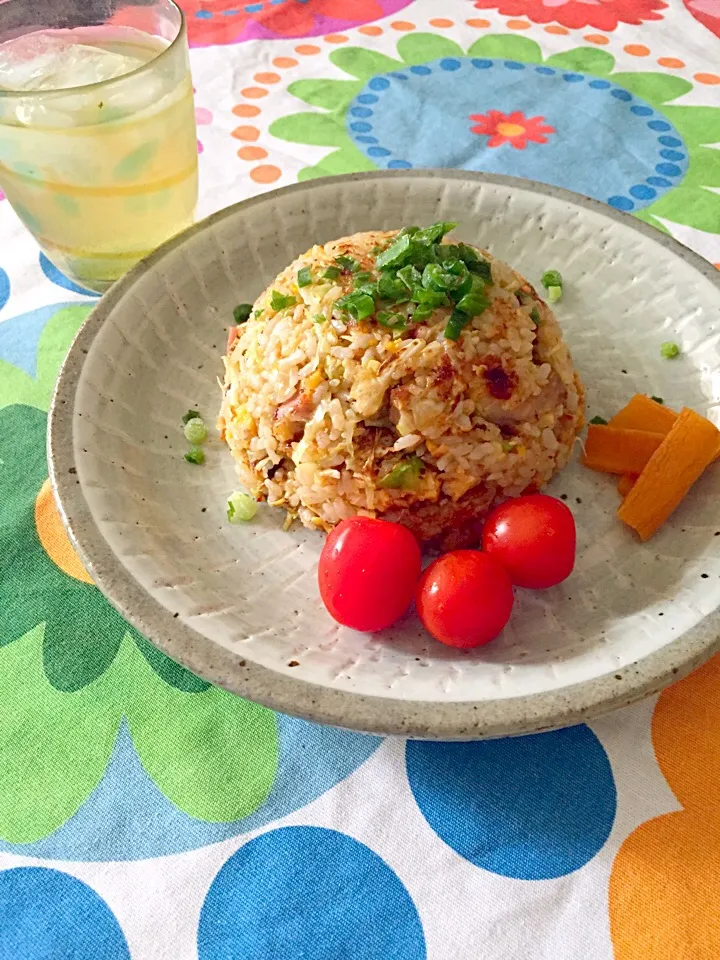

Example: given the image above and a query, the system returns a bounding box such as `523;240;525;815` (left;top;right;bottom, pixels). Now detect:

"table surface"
1;1;719;957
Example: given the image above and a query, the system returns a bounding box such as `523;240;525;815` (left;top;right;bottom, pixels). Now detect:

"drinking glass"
0;0;198;292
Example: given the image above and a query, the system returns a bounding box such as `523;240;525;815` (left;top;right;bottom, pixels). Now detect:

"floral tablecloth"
1;0;719;957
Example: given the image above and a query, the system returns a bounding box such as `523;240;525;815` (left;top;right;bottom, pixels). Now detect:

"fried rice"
219;227;585;547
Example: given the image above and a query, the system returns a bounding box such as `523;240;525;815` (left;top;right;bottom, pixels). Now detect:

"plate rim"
49;169;720;739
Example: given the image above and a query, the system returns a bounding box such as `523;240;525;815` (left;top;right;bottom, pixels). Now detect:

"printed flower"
270;33;720;239
195;105;213;155
183;0;412;47
472;0;667;31
682;0;720;37
470;109;554;149
0;397;278;844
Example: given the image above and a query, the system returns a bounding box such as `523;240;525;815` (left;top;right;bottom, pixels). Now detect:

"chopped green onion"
377;311;407;331
335;255;358;272
444;310;471;341
371;245;384;255
182;409;200;425
253;308;264;319
184;448;205;465
297;266;313;287
422;260;469;294
397;264;423;291
227;491;258;523
376;232;413;270
530;306;541;326
337;290;376;321
650;395;664;405
541;269;563;290
590;415;608;425
454;276;490;318
183;417;207;445
501;440;514;453
270;290;297;311
377;455;424;489
547;285;562;303
377;271;409;302
313;313;326;324
323;265;342;281
414;221;458;245
660;341;680;359
233;303;253;324
354;271;373;285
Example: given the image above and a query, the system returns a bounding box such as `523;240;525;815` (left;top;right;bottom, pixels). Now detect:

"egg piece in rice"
219;224;585;546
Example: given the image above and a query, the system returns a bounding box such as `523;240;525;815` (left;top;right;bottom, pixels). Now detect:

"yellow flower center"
496;122;526;138
35;478;93;584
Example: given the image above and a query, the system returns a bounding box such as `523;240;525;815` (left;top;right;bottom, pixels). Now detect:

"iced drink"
0;0;198;292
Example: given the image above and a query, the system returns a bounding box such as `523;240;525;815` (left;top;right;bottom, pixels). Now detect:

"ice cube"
0;34;146;92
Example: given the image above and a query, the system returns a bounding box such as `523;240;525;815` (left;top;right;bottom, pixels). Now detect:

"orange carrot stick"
608;394;678;434
617;407;720;540
617;474;637;498
582;426;665;475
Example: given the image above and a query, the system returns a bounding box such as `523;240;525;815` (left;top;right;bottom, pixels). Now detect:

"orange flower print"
470;110;555;149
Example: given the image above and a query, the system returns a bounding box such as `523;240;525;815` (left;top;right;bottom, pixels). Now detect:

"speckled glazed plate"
50;171;720;739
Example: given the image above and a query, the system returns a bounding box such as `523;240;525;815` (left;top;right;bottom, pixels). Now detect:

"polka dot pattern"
407;727;616;880
198;828;426;960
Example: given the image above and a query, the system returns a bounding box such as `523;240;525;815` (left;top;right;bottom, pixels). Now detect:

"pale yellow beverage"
0;0;198;292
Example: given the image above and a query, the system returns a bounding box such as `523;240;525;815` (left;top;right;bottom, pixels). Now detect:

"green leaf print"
0;304;91;411
663;106;720;146
297;144;377;181
329;47;403;80
396;33;464;65
0;626;120;844
545;48;615;75
610;73;693;105
270;113;348;146
467;35;542;63
288;79;362;112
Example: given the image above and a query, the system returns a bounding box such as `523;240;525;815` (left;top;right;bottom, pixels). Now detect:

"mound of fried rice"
219;229;584;547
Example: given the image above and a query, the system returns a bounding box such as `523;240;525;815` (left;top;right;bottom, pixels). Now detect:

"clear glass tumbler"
0;0;198;292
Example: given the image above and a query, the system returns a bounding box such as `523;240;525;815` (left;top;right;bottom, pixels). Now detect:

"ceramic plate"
50;171;720;738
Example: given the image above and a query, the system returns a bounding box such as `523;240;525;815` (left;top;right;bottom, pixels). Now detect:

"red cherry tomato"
318;516;422;632
482;494;576;589
415;550;514;649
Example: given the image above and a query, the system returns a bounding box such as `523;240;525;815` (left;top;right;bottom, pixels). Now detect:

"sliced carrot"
617;474;637;498
608;394;678;434
582;425;665;475
618;407;720;540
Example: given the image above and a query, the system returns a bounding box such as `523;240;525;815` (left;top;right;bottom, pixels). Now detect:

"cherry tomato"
416;550;514;649
318;516;421;632
482;494;576;589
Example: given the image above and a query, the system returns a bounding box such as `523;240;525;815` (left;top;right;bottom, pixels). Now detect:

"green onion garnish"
377;455;424;489
184;448;205;465
182;409;200;425
454;276;490;318
397;264;422;291
650;395;664;405
297;266;313;287
377;271;410;302
541;269;563;304
233;303;253;324
590;415;608;425
660;341;680;359
335;255;358;272
530;306;541;326
253;308;264;319
270;290;297;311
183;417;207;445
444;310;471;341
337;290;375;321
541;269;563;289
227;491;258;523
354;271;373;285
323;265;342;281
377;311;407;331
313;313;326;324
